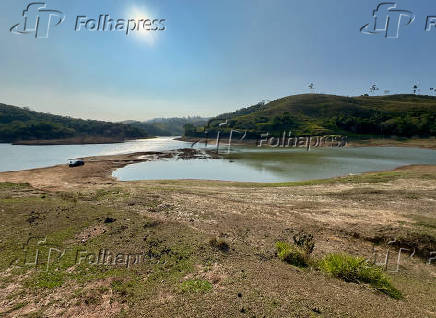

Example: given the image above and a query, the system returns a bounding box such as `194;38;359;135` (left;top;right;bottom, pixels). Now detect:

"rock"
104;217;116;223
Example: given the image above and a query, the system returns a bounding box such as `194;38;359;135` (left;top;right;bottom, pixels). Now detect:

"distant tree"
183;123;196;136
384;90;390;95
308;83;314;93
369;84;379;95
413;84;418;94
271;112;297;132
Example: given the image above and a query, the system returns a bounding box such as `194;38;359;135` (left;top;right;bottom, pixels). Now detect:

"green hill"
187;94;436;138
0;103;148;143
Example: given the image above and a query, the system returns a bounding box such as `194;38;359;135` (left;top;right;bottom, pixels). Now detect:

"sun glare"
126;6;159;46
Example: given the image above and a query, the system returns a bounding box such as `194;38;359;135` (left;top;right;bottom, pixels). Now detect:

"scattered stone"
26;211;40;224
143;221;160;228
104;217;116;223
312;307;322;314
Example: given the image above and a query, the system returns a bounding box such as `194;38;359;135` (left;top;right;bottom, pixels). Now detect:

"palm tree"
369;84;379;95
308;83;314;93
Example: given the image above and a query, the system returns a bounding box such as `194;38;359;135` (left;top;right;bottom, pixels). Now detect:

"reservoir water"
1;137;435;182
0;137;191;172
113;144;436;183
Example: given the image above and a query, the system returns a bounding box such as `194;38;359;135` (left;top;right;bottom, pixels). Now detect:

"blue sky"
0;0;435;121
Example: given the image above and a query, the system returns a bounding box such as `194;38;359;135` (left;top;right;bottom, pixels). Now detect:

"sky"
0;0;435;121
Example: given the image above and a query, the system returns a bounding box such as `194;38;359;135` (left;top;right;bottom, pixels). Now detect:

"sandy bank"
0;148;219;191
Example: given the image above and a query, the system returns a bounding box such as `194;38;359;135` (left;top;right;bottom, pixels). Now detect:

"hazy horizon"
2;91;435;123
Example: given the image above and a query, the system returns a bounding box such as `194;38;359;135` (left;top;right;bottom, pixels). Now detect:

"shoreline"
0;148;221;190
177;136;436;150
9;136;154;146
347;137;436;150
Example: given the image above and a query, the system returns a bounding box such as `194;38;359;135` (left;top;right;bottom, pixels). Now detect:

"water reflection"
113;146;436;183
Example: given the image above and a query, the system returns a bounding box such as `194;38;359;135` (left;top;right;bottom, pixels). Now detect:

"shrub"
319;253;402;299
209;237;230;252
293;231;315;255
275;241;309;267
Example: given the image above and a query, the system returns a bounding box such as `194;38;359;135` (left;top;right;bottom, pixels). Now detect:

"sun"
126;5;158;46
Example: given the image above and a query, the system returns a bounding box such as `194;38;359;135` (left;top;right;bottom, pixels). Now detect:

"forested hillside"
0;103;148;142
185;94;436;138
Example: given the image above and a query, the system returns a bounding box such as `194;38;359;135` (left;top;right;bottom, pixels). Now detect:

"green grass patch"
275;242;309;267
180;279;212;293
111;278;137;299
26;270;65;289
319;253;402;299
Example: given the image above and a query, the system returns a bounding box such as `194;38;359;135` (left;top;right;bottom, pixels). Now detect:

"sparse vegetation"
275;241;309;267
209;237;230;252
293;231;315;255
319;253;402;299
0;161;434;316
26;271;65;289
180;279;213;293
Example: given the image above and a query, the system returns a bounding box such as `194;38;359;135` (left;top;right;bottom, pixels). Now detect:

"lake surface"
1;137;436;182
113;146;436;183
0;137;191;172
